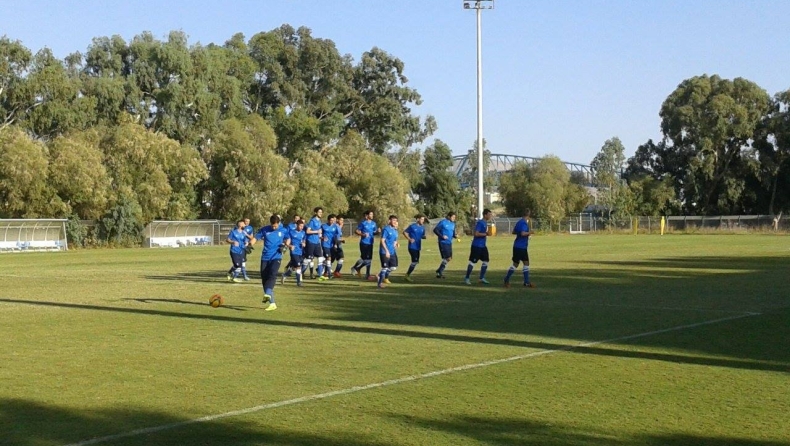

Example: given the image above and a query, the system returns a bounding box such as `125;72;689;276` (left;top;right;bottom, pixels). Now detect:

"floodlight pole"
464;0;493;219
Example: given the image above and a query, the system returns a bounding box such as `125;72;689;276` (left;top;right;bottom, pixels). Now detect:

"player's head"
364;210;374;220
336;216;344;226
415;214;425;225
483;209;493;220
389;215;399;228
243;218;250;226
270;214;281;229
327;214;336;224
236;219;245;228
313;207;323;217
446;212;456;222
296;219;305;231
293;214;301;223
522;208;531;219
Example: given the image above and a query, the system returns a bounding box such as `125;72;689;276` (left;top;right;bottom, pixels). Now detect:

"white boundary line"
66;312;760;446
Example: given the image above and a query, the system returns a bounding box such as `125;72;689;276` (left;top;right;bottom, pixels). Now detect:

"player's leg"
230;252;244;282
504;247;522;287
362;244;374;279
478;248;490;284
405;249;419;281
436;244;452;278
333;247;344;277
242;249;250;280
377;254;390;288
464;248;479;284
523;250;534;287
385;254;397;283
262;260;280;311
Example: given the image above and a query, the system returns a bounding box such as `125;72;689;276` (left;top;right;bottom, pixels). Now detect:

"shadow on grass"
0;398;392;446
120;298;250;312
3;398;788;446
391;414;790;446
2;298;788;374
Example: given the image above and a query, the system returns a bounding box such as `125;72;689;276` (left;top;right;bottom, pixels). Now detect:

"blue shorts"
331;246;344;260
380;252;398;269
512;247;529;263
304;242;322;259
468;246;489;263
438;243;453;260
322;245;333;259
359;243;374;260
409;249;420;263
288;254;304;269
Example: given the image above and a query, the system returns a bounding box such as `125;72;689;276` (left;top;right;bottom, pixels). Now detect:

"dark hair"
483;209;492;216
414;214;425;219
336;215;344;220
327;214;336;221
293;215;301;221
270;214;281;224
296;219;305;225
237;219;245;225
446;212;456;218
389;215;398;220
523;208;531;216
364;210;374;217
313;207;323;213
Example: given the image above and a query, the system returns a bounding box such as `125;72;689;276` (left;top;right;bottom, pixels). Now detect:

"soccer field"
2;234;789;446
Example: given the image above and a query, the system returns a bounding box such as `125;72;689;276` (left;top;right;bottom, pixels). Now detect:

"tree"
753;89;790;214
414;140;472;218
659;75;771;214
0;126;65;217
590;137;626;218
626;175;677;216
48;130;111;220
0;37;33;129
202;115;294;222
287;151;349;219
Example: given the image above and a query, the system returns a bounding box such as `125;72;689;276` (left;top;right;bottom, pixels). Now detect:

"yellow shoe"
383;278;391;284
265;303;277;311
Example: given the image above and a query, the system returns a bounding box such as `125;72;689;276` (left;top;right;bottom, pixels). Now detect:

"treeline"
498;75;790;222
1;25;468;244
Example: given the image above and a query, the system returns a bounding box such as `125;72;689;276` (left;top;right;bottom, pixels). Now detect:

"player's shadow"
120;297;250;311
144;270;260;283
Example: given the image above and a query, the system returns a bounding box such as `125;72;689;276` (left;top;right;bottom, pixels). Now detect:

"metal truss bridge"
452;153;594;186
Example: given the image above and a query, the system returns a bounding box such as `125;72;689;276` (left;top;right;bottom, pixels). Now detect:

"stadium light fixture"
463;0;494;219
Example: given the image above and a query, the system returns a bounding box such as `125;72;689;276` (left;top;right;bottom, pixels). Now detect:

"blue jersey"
288;222;298;232
357;220;377;245
227;228;247;255
321;223;338;248
471;219;488;248
333;223;344;246
404;223;425;251
513;219;530;249
434;219;456;245
289;228;306;256
379;225;399;255
255;225;290;261
306;216;322;244
243;225;254;243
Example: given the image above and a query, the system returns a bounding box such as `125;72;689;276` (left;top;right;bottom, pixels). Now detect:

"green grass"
1;234;789;446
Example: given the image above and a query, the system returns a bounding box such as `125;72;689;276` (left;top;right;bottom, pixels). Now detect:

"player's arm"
474;224;487;238
403;228;414;243
380;234;390;257
226;235;238;246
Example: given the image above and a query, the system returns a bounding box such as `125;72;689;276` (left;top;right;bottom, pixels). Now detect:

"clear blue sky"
2;0;789;165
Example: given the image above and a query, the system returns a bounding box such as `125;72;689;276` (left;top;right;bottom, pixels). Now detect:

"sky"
2;0;790;165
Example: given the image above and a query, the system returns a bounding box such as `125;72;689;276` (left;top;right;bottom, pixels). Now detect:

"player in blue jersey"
319;214;338;281
377;215;400;288
226;219;248;283
504;209;536;288
350;210;379;279
281;214;302;278
251;214;290;311
282;219;306;286
464;209;493;285
288;214;301;232
402;214;427;282
330;216;346;278
433;212;460;278
241;217;254;280
304;207;324;279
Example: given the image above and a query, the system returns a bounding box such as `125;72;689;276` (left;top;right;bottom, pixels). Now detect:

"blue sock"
317;264;324;277
335;262;343;273
505;266;516;283
437;260;447;274
264;288;275;303
377;269;386;285
480;262;488;279
407;263;417;275
465;263;474;279
523;266;530;284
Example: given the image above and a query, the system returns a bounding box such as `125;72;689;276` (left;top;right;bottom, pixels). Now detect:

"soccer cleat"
226;274;232;282
367;275;378;282
232;277;243;283
464;278;472;285
318;276;328;282
383;278;391;284
280;274;286;285
503;281;511;288
377;282;385;288
404;274;413;283
296;282;304;287
351;268;360;277
262;294;272;304
243;276;250;281
435;272;444;279
333;271;342;278
479;278;490;285
265;303;277;311
524;282;536;288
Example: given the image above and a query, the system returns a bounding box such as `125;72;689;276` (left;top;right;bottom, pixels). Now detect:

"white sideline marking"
66;312;759;446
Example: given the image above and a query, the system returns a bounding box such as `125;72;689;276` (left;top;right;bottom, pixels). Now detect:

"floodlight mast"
463;0;493;219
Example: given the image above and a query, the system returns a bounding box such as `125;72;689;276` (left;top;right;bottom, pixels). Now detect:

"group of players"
225;207;535;311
